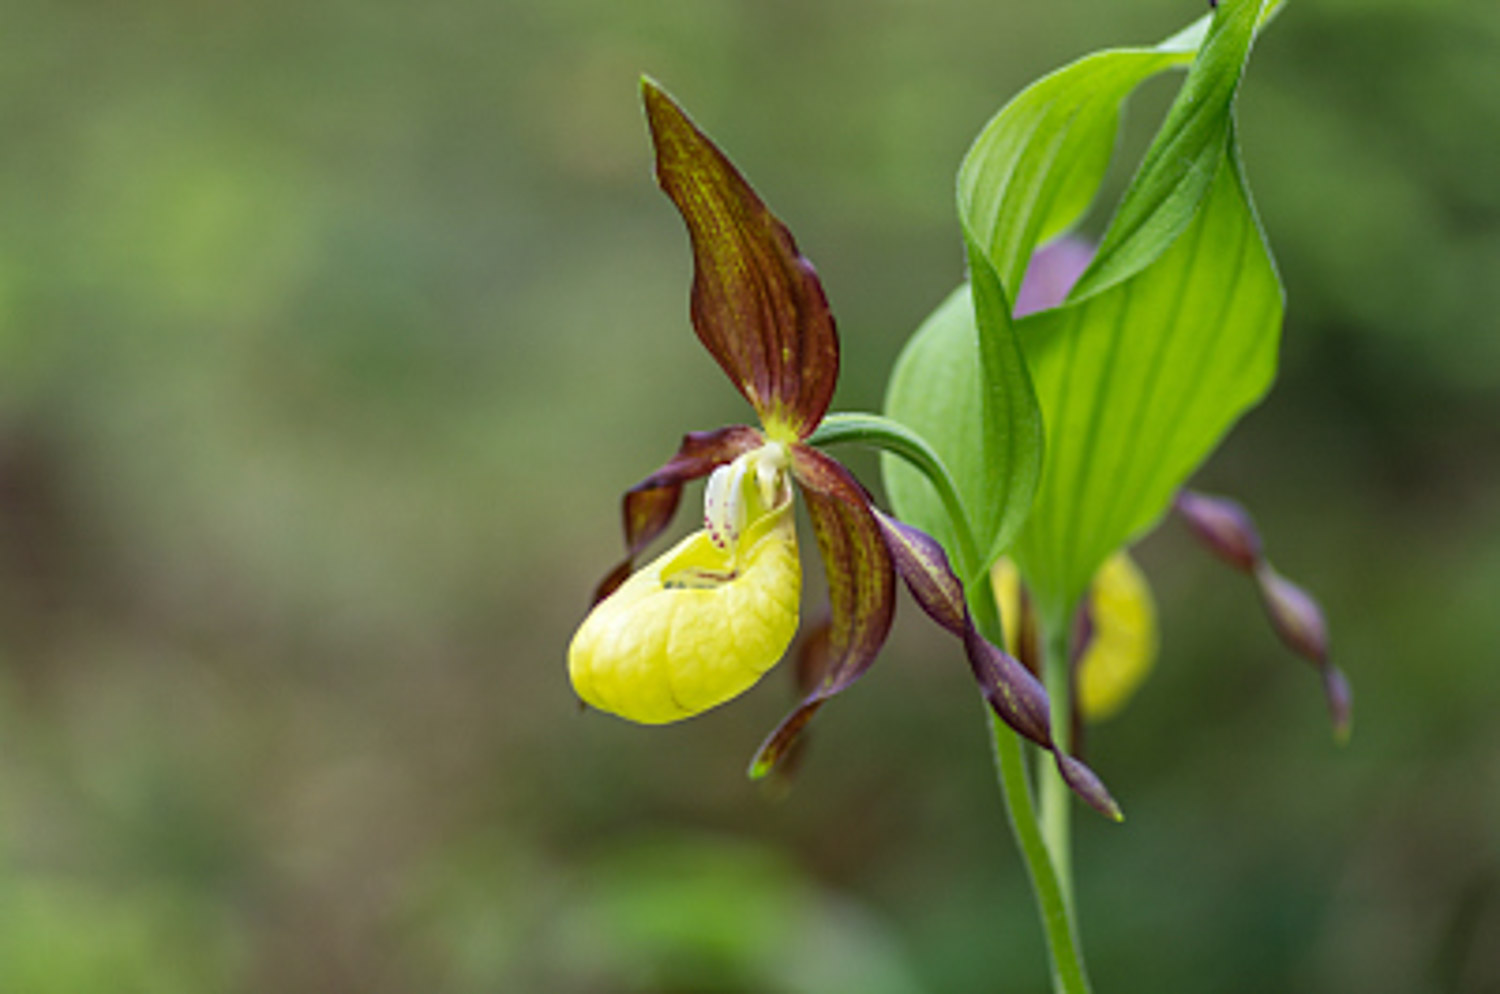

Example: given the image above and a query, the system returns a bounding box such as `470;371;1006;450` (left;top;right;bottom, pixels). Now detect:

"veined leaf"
1012;141;1280;617
887;3;1238;580
882;285;985;574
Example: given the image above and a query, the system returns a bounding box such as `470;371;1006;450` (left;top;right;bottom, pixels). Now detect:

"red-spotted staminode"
567;79;1119;819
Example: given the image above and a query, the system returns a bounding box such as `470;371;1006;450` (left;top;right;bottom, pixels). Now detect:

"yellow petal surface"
1076;551;1157;722
990;558;1024;656
568;512;800;724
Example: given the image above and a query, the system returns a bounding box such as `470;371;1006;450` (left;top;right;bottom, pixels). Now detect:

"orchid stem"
971;592;1092;994
1038;615;1076;898
811;411;1092;994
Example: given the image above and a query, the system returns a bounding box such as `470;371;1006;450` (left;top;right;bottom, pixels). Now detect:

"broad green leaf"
1012;142;1280;617
882;287;982;573
886;0;1284;619
883;265;1040;582
1010;0;1280;620
886;5;1223;578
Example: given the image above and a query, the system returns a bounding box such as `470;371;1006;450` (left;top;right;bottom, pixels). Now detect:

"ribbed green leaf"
886;0;1283;618
882;287;985;576
1012;142;1280;617
885;8;1213;580
882;268;1040;584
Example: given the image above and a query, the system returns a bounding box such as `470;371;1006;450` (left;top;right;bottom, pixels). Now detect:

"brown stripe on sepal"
642;79;839;437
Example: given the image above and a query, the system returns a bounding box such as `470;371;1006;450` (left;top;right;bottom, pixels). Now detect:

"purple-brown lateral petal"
1177;489;1350;740
748;447;895;777
874;510;1121;820
874;513;1049;748
1255;563;1329;664
756;617;836;787
641;79;839;438
591;425;761;603
1175;490;1262;574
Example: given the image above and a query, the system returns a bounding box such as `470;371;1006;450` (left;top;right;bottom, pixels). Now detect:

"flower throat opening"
661;443;792;591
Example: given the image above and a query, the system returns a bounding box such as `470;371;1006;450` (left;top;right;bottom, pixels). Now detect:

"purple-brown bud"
1175;490;1263;574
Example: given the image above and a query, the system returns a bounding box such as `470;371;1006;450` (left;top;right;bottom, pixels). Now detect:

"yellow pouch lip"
569;502;800;725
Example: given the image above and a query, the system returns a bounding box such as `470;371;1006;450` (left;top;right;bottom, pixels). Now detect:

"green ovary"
569;506;801;724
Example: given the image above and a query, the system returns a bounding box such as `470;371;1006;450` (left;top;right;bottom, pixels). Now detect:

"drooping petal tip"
1056;752;1125;822
1323;664;1353;745
748;699;826;780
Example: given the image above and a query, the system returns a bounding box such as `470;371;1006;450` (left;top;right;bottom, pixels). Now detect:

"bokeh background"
3;0;1498;990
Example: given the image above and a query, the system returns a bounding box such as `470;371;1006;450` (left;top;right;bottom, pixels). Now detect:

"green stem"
971;592;1093;994
1038;615;1076;897
809;413;971;550
812;411;1091;994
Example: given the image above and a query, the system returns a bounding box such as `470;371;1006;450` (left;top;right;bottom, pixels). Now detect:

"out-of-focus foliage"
1;0;1497;991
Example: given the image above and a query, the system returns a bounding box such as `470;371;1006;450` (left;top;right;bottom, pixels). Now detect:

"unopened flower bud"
1175;490;1263;574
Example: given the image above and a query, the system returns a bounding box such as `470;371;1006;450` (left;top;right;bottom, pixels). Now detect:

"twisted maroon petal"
749;446;894;776
591;425;762;604
1174;490;1262;573
875;510;1121;820
1175;488;1350;741
642;79;839;437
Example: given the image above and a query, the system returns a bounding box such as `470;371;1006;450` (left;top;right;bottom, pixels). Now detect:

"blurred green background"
2;0;1497;990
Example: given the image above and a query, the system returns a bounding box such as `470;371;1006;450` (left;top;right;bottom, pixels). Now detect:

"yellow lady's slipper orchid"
569;79;1121;819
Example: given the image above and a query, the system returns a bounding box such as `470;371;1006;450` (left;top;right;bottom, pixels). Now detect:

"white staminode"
703;443;791;554
704;457;750;552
